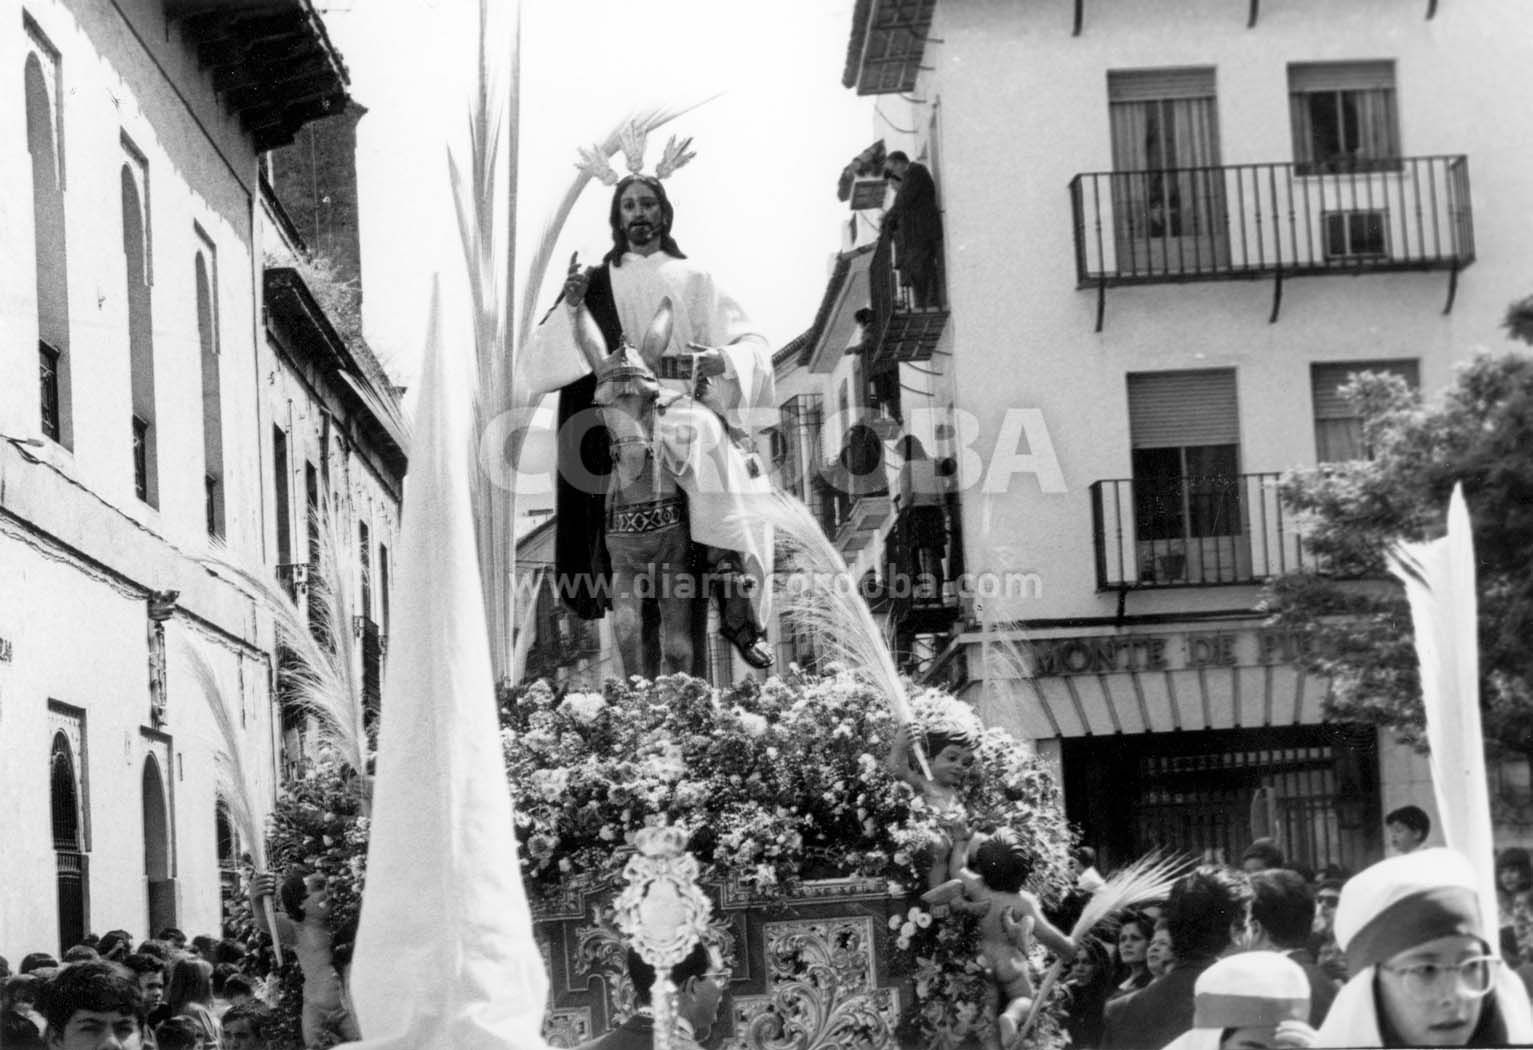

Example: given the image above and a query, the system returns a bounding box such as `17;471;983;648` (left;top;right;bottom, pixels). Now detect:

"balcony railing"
275;562;309;603
1090;473;1310;590
1070;155;1473;287
867;234;948;365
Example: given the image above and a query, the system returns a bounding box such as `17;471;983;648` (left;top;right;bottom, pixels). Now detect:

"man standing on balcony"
521;143;776;672
882;151;944;309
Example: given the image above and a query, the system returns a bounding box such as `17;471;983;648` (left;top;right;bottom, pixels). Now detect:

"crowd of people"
1050;809;1533;1049
1;926;278;1049
9;798;1533;1049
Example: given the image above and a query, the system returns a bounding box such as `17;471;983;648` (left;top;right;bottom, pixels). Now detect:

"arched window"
26;48;70;446
215;798;238;927
50;732;87;952
195;242;224;536
121;159;157;505
50;733;79;850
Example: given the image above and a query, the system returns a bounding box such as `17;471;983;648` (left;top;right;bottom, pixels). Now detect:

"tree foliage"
1261;348;1533;754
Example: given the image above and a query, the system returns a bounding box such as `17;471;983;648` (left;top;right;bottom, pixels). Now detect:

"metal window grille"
39;341;61;442
205;474;220;536
132;415;150;500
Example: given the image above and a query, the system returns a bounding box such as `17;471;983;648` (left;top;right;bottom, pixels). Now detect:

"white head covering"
1315;848;1533;1047
1158;952;1310;1050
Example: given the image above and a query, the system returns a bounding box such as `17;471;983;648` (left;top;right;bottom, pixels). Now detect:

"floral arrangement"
500;670;1075;1046
229;673;1072;1048
225;754;371;1049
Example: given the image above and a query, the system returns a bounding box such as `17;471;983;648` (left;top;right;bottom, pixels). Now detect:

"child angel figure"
250;868;362;1048
886;705;981;893
930;828;1077;1049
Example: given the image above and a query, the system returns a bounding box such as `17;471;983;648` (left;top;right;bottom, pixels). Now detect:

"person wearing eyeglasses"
1315;848;1533;1046
575;944;730;1050
1309;865;1350;984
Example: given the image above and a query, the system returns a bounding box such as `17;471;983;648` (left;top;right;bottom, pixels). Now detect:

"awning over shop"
964;623;1332;740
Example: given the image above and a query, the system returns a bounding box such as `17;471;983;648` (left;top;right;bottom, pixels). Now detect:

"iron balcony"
1070;155;1473;289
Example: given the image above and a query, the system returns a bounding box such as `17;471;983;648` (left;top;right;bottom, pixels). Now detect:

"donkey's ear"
637;297;675;371
572;304;609;369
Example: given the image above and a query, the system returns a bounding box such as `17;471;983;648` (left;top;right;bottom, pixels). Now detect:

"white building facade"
826;0;1533;868
0;0;375;954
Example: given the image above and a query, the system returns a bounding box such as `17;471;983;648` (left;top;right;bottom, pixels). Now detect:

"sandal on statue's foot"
736;637;775;669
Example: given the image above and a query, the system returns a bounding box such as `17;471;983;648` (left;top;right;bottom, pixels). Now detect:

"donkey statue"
570;297;697;677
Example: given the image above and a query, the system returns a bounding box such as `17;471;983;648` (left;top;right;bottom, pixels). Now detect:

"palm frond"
1066;849;1194;943
1021;850;1196;1041
749;490;912;726
185;645;264;865
1386;483;1497;931
508;568;544;686
972;496;1035;711
200;501;368;778
185;645;283;958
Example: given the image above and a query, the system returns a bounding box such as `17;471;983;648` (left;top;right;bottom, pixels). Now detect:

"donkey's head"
574;298;674;410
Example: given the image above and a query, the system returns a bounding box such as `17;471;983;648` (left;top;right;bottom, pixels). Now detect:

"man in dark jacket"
1102;865;1254;1050
882;151;944;308
577;943;727;1050
1248;868;1340;1026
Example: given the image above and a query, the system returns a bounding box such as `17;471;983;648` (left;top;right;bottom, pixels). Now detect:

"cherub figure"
250;868;361;1048
931;828;1076;1049
886;718;978;892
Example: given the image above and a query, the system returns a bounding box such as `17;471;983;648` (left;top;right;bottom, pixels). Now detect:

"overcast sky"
320;0;875;387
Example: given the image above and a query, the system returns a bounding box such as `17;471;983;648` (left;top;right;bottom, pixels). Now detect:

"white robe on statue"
519;250;777;622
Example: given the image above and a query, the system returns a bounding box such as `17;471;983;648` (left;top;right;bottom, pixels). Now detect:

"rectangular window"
122;138;156;505
378;543;390;638
305;462;320;565
1323;210;1388;259
1107;68;1227;274
196;229;224;537
273;428;291;566
40;341;61;442
1289;61;1400;175
27;20;70;447
359;521;372;621
1311;359;1419;462
1127;369;1244;583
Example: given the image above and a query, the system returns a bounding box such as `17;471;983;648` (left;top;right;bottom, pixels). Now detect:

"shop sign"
1030;628;1312;677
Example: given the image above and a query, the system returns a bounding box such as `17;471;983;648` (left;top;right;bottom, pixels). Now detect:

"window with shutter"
1126;370;1245;582
1311;359;1419;462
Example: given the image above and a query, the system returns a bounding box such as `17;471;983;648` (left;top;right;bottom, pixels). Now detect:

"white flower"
765;746;779;760
736;710;768;737
915;911;932;929
900;921;916;938
560;692;606;724
897;935;911;950
530;767;571;800
888;915;903;931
